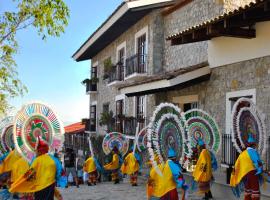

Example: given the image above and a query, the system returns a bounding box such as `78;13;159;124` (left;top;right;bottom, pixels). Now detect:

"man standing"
230;135;263;200
148;148;187;200
104;147;120;184
192;139;217;200
64;148;79;188
9;137;62;200
121;148;140;186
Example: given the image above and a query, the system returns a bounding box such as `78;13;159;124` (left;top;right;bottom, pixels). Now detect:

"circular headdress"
231;98;266;155
136;127;148;152
147;103;189;165
184;109;221;154
13;102;64;162
0;116;15;153
102;132;129;156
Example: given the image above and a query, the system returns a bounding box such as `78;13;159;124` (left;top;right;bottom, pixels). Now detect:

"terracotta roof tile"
65;122;85;134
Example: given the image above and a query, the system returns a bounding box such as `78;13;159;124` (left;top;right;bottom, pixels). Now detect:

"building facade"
73;0;270;183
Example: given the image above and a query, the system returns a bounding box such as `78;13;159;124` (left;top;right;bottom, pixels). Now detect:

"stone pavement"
58;177;230;200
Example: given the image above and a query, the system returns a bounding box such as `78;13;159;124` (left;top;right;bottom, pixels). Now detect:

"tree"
0;0;70;115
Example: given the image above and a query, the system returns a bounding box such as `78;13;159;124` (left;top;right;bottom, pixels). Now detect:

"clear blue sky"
1;0;122;125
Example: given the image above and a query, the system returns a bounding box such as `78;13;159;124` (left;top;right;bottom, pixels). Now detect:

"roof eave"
72;0;175;62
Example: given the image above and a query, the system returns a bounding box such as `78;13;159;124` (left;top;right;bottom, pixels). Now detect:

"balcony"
82;79;97;94
116;116;147;136
107;63;124;86
125;54;148;81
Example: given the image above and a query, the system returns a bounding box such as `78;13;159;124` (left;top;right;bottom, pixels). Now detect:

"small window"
90;105;96;132
183;102;198;112
91;66;97;79
103;103;110;113
136;96;145;119
116;100;124;117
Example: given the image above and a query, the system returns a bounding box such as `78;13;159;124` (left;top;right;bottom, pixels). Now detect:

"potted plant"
103;58;113;80
90;77;99;83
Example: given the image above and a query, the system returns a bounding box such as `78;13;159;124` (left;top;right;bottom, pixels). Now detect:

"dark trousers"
34;183;55;200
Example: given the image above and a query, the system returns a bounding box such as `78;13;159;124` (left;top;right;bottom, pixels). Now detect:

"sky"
1;0;122;125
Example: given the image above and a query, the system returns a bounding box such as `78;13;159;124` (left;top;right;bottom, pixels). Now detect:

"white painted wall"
208;21;270;68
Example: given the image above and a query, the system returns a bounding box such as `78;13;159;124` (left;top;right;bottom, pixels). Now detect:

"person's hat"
35;136;49;154
168;148;176;159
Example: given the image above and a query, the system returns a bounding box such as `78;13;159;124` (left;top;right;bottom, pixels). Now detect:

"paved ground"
60;169;270;200
59;177;219;200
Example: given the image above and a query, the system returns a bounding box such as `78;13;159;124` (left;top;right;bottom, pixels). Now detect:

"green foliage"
0;0;70;115
99;110;116;132
103;58;113;80
90;77;99;83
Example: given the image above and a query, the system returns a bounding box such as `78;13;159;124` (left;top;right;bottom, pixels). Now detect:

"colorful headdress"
183;109;221;154
102;132;129;156
231;98;266;156
136;127;148;152
168;148;176;159
13;102;64;162
247;133;256;145
0;116;15;153
147;103;190;173
35;136;49;154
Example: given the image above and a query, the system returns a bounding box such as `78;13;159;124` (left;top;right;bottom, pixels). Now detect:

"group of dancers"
0;100;268;200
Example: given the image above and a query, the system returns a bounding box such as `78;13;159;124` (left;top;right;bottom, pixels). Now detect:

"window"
172;95;199;112
136;96;145;120
118;48;125;81
103;103;109;113
116;100;124;117
90;105;96;132
183;102;198;112
116;100;124;132
91;66;97;79
137;34;147;71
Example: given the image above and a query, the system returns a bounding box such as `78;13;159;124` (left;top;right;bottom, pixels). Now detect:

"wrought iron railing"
125;54;147;77
86;80;97;92
108;63;124;83
120;117;148;136
222;134;238;166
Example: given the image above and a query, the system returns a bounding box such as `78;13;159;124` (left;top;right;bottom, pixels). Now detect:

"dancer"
192;139;217;200
121;147;140;186
83;153;102;186
148;149;187;200
230;134;263;200
9;137;63;200
104;146;120;184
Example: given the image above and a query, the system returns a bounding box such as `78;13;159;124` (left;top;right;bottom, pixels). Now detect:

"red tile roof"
65;122;85;134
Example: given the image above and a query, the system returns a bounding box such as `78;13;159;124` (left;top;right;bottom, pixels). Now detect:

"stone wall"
166;56;270;162
90;10;164;134
163;0;223;71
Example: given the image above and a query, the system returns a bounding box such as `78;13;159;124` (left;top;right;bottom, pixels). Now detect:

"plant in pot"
90;77;99;83
103;58;113;80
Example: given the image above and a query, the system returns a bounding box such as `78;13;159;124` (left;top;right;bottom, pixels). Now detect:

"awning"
72;0;175;61
167;0;270;45
119;62;210;97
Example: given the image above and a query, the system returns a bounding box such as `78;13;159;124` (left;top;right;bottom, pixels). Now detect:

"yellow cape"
9;154;56;193
192;149;212;182
147;161;176;198
0;150;21;174
104;153;119;170
121;152;139;175
230;150;255;187
84;157;96;173
10;157;30;183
